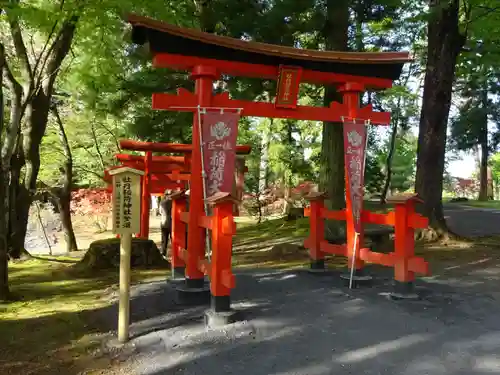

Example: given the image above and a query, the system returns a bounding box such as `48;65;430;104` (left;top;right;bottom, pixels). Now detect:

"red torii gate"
118;139;251;239
127;14;412;322
115;154;190;192
104;155;188;231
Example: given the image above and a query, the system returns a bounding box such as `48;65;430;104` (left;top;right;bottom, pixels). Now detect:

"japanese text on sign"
114;178;121;230
122;176;132;229
275;66;301;108
201;111;240;197
111;170;142;234
343;120;368;234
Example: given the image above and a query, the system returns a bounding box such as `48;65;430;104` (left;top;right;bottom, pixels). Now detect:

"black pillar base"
211;295;230;312
389;281;419;300
175;278;210;306
307;259;329;275
204;295;240;328
340;268;373;288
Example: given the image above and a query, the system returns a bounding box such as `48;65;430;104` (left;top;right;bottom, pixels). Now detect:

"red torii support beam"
119;161;189;174
116;154;190;173
116;153;187;166
119;139;252;155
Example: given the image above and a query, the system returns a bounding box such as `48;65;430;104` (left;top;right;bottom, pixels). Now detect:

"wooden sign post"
109;167;144;343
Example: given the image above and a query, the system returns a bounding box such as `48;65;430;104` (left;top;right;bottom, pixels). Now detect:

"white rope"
349;232;358;289
197;106;213;261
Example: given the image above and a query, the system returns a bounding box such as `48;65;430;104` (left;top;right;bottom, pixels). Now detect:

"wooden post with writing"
109;167;144;344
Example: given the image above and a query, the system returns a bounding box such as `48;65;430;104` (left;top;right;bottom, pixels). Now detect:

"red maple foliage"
71;188;111;231
292;181;316;197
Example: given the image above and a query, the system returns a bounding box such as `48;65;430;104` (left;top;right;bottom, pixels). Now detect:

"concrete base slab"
390;281;420;300
389;291;420;301
340;273;373;288
306;267;332;275
204;309;241;329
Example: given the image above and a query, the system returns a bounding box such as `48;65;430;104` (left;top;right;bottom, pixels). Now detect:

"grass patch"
0;256;169;375
236;217;309;242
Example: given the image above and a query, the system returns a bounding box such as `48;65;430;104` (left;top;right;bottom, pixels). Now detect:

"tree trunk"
414;0;466;240
478;139;488;201
282;122;294;216
487;167;494;200
57;197;77;252
478;90;489;201
194;0;216;33
380;121;398;204
0;167;9;301
258;119;272;192
0;48;9;301
52;106;78;252
9;91;52;258
320;0;349;240
8;146;25;259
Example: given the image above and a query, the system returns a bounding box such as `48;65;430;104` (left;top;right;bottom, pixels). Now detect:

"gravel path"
97;261;500;375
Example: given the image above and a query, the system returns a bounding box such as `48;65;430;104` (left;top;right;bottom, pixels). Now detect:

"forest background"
1;0;500;299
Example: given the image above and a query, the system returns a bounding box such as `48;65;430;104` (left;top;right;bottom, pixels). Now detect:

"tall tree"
0;0;194;297
0;44;9;300
2;1;79;261
450;32;500;201
414;0;467;239
319;0;350;239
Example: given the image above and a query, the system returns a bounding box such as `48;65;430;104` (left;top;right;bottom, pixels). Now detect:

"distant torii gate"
127;14;411;322
118;139;251;239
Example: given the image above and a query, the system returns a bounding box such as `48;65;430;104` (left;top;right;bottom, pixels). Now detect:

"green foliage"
365;128;385;193
390;132;418;191
39;99;125;187
17;0;500;211
376;130;418;193
489;153;500;187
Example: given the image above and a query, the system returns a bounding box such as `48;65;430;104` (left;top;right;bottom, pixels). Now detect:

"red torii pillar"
141;151;152;239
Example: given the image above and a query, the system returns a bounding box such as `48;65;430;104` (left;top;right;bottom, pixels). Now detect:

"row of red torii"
104;140;251;239
118;14;431;323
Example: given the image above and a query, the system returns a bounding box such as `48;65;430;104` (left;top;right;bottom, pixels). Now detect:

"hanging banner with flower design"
343;118;369;234
201;111;241;197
